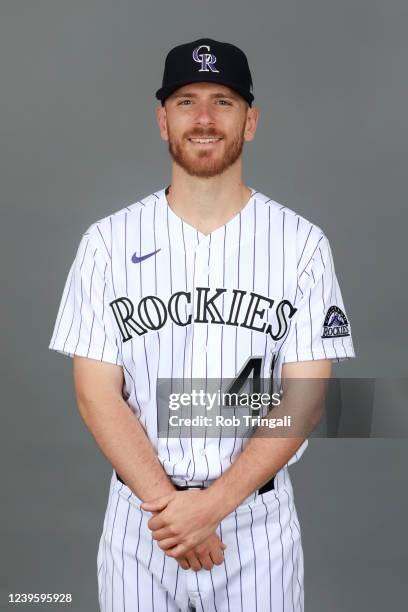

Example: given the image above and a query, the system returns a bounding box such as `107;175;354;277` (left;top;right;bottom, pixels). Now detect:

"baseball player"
49;38;356;611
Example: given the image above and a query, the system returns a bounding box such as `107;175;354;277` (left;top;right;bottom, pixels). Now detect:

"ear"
156;104;169;141
244;106;259;142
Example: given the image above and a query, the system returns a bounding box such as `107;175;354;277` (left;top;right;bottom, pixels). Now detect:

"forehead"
170;82;239;99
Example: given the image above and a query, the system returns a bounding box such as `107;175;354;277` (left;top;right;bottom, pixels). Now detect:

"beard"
167;122;246;178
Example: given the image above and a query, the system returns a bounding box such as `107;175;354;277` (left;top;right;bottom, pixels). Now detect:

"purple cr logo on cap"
192;45;220;73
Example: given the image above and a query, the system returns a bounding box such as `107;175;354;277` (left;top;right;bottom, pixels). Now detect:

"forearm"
207;383;324;518
77;391;175;502
207;435;305;518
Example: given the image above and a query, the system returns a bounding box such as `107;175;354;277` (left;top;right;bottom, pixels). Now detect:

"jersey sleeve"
282;231;356;364
48;225;123;366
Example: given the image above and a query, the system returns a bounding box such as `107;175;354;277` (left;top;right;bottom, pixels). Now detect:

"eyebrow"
172;92;238;101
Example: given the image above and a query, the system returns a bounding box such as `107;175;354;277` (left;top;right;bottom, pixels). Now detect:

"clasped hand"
141;489;225;571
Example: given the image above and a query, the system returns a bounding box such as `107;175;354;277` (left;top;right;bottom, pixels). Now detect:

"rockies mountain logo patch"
322;305;350;338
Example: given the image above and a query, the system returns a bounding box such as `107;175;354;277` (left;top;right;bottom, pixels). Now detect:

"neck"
165;168;252;235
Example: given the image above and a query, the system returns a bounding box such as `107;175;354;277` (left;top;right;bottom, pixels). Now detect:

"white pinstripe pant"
97;467;304;612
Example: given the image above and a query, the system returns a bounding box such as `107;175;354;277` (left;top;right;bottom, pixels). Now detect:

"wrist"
142;477;176;503
204;480;240;521
202;486;226;524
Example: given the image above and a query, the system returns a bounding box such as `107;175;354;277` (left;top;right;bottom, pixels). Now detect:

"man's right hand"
149;505;227;571
175;532;226;571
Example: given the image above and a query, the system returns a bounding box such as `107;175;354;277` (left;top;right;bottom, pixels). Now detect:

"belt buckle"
174;484;205;491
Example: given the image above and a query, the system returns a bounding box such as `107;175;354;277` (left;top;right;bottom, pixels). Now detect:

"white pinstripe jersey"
49;186;356;484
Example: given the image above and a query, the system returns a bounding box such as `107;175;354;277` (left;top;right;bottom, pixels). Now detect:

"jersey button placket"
191;236;211;377
190;237;210;471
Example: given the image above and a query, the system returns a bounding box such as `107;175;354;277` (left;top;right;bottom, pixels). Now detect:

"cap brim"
155;77;254;105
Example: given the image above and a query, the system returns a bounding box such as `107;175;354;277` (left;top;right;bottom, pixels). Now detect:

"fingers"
147;514;166;531
195;551;213;571
196;538;225;568
151;527;174;542
165;543;188;558
176;536;227;571
141;494;172;512
156;536;180;551
165;532;228;571
175;556;191;570
184;550;202;572
208;547;225;566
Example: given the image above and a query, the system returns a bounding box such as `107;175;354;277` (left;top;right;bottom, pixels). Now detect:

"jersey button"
199;448;206;456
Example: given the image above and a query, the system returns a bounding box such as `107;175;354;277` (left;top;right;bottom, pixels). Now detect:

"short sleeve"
48;225;123;366
282;232;356;364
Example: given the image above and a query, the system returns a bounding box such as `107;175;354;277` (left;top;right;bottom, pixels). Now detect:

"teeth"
189;138;221;143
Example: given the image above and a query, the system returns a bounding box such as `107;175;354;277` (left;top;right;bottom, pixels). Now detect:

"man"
49;38;356;611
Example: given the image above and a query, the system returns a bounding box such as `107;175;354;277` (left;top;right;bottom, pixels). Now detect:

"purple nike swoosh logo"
131;248;161;264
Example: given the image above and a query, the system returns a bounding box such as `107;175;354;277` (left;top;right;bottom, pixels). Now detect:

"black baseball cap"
155;38;254;107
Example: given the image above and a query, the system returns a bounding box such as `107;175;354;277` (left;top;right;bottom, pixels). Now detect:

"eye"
217;100;232;105
178;100;191;105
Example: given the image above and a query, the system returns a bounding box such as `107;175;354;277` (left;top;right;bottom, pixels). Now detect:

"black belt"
115;471;275;495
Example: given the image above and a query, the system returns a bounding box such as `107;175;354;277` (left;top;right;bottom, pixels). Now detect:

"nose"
192;100;216;126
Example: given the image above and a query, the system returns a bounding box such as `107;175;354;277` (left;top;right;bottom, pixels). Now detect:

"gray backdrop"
1;1;407;610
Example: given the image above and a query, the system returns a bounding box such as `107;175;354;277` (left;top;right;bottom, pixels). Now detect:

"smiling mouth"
188;137;223;145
